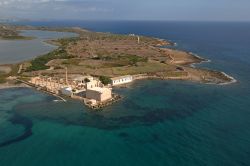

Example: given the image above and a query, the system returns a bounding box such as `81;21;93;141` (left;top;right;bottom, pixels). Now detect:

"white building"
71;75;103;89
111;75;133;86
60;87;73;97
86;79;103;89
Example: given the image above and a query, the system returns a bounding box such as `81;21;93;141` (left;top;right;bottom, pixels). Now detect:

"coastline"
132;73;236;85
186;52;237;85
0;24;237;92
218;72;237;85
188;52;211;66
0;81;67;103
0;71;236;92
0;83;29;90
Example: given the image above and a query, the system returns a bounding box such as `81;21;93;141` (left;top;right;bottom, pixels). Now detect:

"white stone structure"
86;79;103;89
60;87;73;97
111;75;133;86
73;76;94;83
86;87;112;102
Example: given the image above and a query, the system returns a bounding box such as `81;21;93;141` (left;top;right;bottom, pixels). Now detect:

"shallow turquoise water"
1;21;250;166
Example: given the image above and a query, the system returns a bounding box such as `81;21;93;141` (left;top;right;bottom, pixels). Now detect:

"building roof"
111;75;132;81
61;87;72;91
73;76;94;81
87;87;111;94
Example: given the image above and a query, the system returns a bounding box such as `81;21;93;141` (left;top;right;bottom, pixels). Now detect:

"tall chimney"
65;67;69;86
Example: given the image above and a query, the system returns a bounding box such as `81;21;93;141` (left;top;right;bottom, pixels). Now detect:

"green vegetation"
0;74;7;83
1;36;33;40
1;25;230;85
26;48;74;71
57;37;79;47
62;59;80;66
127;55;148;66
164;71;188;77
93;53;148;66
25;37;81;72
99;76;111;85
9;64;19;76
84;78;90;83
112;62;170;75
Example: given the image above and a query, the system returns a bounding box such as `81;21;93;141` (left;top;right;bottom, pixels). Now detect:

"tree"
99;76;111;85
84;78;90;83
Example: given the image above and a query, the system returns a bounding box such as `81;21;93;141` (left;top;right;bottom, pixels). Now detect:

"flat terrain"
0;24;233;85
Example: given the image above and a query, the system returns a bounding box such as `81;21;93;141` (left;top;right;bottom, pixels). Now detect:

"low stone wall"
85;94;122;110
132;74;189;81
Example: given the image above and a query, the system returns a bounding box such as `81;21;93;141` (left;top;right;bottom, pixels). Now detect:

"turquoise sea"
1;21;250;166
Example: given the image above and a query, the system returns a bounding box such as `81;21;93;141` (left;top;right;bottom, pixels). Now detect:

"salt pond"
0;30;77;64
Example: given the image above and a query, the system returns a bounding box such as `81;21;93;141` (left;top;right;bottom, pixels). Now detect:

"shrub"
0;75;6;83
26;48;74;72
99;76;111;85
127;55;148;65
84;78;90;83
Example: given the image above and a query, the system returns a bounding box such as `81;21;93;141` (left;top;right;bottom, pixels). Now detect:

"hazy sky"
0;0;250;21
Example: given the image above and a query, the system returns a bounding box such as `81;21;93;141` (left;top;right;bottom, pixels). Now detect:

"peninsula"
0;24;236;109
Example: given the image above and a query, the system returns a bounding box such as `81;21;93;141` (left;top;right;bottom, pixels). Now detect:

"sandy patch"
0;66;11;74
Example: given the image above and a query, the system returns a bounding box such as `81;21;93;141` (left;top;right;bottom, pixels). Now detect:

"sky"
0;0;250;21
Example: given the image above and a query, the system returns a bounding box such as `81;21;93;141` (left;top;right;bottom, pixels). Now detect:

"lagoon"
0;30;77;64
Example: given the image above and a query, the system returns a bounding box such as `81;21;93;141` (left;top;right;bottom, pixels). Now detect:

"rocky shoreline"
0;24;237;90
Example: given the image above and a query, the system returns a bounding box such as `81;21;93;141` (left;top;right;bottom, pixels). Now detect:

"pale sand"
0;66;11;74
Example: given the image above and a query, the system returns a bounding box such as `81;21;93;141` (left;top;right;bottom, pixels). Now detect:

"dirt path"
17;64;23;74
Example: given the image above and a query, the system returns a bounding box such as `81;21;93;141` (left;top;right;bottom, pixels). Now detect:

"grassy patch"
0;78;6;83
126;55;148;65
26;48;74;71
0;74;7;83
112;61;170;75
1;36;34;40
164;71;188;77
9;64;19;76
25;37;80;72
99;76;112;85
60;54;148;70
93;53;148;66
57;37;79;47
62;59;80;66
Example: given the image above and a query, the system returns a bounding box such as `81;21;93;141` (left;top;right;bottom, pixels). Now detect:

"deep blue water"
1;21;250;166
